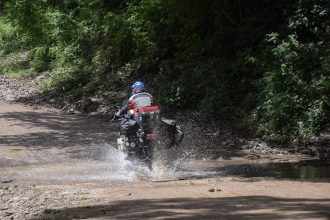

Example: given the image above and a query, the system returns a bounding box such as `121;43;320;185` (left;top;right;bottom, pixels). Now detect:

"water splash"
2;143;151;183
150;143;197;181
3;142;329;184
150;148;219;181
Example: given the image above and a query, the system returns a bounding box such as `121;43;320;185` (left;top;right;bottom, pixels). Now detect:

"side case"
161;118;184;146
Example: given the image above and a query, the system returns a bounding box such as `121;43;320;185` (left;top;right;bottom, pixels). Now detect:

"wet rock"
0;206;9;210
1;179;13;184
5;211;14;216
75;98;100;113
44;209;53;214
208;187;222;192
67;108;76;114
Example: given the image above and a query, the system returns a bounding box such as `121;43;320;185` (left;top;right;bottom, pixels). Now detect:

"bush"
1;0;329;142
255;0;330;141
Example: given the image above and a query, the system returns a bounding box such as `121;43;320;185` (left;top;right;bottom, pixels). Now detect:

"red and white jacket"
118;92;154;117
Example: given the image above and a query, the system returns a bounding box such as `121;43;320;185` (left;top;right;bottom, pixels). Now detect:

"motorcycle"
112;103;183;169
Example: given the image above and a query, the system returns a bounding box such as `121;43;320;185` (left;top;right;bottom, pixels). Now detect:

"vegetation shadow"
32;196;330;220
0;110;118;162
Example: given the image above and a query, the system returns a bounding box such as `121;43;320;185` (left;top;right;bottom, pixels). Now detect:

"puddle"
172;159;330;180
1;144;329;184
224;160;330;179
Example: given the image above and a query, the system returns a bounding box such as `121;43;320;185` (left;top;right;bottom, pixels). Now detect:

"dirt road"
1;100;330;220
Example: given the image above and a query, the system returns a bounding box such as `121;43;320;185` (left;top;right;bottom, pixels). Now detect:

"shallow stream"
1;145;330;184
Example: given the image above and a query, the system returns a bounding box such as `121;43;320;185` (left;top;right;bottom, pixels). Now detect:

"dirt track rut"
1;100;330;220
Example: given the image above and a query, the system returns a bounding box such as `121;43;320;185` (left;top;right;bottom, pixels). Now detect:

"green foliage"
0;16;33;77
37;67;78;92
0;16;22;54
5;0;46;44
1;0;329;141
0;52;32;77
28;47;50;72
255;0;330;141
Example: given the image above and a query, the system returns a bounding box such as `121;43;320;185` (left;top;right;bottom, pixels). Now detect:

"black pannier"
161;118;184;146
119;118;139;135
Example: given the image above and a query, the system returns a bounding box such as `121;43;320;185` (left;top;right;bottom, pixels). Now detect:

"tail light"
146;133;157;139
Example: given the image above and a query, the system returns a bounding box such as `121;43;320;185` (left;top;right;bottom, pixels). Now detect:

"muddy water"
1;146;150;184
2;144;330;184
1;99;328;185
173;159;330;180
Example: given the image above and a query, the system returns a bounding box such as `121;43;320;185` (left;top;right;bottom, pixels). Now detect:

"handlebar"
111;114;122;122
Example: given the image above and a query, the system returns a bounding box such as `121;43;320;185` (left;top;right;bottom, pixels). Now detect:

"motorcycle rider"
115;81;183;147
116;81;154;134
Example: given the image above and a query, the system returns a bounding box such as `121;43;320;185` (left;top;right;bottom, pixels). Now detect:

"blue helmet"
131;81;145;92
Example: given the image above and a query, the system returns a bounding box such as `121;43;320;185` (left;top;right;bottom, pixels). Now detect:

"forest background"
0;0;329;143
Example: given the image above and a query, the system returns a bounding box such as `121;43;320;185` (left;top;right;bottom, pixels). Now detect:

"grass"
0;51;34;78
0;16;34;78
